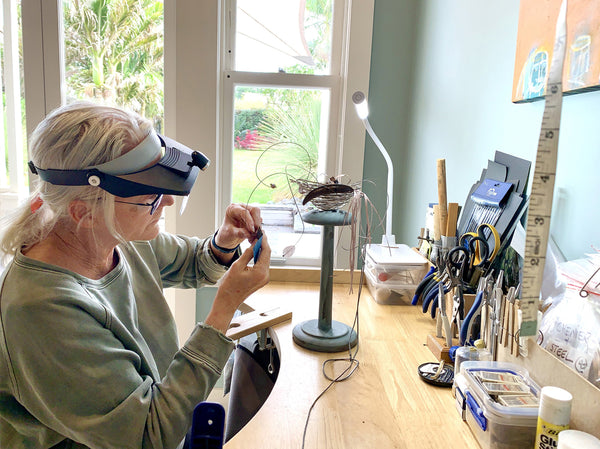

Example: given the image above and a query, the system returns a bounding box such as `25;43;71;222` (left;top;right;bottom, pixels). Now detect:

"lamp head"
352;91;369;120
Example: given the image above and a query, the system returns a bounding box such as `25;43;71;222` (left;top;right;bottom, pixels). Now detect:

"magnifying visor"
28;130;210;198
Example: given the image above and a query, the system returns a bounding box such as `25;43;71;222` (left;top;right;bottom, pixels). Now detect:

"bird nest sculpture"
293;177;361;211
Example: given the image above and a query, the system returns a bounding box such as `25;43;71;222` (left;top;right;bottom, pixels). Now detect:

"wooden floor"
224;281;480;449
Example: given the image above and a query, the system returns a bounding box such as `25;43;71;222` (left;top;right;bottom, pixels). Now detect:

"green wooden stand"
292;210;358;352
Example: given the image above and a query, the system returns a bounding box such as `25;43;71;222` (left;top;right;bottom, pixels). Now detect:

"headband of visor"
28;131;210;198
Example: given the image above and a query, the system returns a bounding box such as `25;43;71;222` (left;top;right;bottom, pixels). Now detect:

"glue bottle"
535;386;573;449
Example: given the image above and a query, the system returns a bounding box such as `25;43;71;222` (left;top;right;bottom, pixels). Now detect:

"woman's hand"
205;233;271;334
213;203;262;247
210;203;262;265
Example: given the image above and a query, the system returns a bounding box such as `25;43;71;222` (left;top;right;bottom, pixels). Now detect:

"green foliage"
63;0;164;128
234;109;264;141
257;89;320;177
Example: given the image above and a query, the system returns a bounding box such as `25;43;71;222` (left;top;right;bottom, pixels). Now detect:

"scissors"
473;223;500;266
454;233;490;286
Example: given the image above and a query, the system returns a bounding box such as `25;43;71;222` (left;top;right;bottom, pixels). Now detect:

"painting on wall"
513;0;600;103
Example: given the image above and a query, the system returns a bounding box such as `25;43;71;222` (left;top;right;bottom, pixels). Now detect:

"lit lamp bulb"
352;91;395;246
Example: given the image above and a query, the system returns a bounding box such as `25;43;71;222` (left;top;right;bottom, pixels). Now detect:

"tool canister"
454;345;492;375
535;386;572;449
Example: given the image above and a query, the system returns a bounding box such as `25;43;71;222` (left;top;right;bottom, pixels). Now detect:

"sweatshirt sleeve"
147;232;239;287
2;281;235;449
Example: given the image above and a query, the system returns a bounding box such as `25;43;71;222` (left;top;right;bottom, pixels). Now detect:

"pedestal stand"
292;209;358;352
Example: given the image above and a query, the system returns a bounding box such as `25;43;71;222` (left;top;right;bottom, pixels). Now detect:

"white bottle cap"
539;386;572;426
558;430;600;449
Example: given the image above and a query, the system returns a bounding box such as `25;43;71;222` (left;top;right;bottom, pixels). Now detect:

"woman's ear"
68;200;95;228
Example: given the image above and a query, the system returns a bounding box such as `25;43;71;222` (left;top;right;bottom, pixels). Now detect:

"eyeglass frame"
114;194;163;215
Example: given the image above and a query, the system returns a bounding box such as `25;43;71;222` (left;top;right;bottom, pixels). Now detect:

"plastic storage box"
461;361;541;449
364;243;428;305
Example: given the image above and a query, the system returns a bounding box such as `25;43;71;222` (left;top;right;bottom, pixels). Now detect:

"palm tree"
63;0;164;128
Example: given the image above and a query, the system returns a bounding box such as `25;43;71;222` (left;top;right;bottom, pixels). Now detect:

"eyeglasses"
114;194;163;215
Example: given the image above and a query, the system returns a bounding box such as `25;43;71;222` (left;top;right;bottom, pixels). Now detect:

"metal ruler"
520;0;567;337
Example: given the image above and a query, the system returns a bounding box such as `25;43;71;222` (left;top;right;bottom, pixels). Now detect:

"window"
219;0;372;267
62;0;164;129
19;1;374;270
0;0;26;217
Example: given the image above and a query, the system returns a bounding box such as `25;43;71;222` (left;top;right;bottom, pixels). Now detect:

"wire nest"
293;177;360;211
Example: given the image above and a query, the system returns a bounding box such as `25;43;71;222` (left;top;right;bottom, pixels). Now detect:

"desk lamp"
353;91;418;265
352;91;395;247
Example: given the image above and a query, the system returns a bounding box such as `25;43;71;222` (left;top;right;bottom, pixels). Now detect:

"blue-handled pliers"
459;290;483;346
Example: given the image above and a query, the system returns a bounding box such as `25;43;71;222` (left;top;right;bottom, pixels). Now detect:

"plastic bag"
539;283;600;388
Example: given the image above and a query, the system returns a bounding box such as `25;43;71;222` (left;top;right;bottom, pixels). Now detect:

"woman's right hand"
205;233;271;334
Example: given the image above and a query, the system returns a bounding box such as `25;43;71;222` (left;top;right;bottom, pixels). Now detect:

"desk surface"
224;281;480;448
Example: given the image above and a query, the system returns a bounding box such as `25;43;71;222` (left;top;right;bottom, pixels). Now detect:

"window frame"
20;0;374;270
217;0;374;269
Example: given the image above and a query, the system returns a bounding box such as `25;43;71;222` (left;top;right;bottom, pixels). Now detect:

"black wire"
300;256;366;449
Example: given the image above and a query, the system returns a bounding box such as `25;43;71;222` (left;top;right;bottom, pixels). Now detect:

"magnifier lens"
179;195;189;215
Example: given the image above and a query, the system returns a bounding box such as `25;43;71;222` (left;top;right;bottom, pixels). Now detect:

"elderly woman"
0;102;270;449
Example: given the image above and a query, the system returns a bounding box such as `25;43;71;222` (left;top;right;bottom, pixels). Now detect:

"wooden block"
226;306;293;340
426;334;459;363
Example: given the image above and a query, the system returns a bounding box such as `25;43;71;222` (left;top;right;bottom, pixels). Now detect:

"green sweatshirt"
0;232;236;449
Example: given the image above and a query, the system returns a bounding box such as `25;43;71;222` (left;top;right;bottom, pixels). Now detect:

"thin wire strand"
300;242;367;449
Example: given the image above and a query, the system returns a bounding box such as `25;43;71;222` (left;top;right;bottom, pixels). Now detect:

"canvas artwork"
513;0;600;103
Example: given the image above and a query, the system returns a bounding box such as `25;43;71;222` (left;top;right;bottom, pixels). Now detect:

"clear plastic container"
461;361;541;449
363;244;428;305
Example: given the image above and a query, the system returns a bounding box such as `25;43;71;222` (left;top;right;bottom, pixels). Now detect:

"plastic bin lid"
365;243;428;268
462;361;540;422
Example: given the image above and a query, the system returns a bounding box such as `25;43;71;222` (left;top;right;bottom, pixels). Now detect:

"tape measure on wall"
520;0;567;337
519;0;567;337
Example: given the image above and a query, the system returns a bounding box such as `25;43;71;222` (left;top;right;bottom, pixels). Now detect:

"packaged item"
476;370;525;385
461;361;541;449
497;394;539;408
482;381;531;395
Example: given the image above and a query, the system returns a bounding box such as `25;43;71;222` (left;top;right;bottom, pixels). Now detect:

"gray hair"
0;101;152;261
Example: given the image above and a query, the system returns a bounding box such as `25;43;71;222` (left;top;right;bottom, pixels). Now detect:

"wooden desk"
224;281;480;448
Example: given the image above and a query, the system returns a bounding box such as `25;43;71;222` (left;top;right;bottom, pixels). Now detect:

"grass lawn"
232;147;312;204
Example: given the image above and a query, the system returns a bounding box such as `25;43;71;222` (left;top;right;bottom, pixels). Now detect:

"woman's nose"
162;195;176;206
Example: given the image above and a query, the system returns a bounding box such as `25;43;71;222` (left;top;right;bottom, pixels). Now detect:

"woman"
0;102;271;448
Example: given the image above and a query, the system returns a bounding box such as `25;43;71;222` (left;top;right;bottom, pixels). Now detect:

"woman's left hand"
212;203;262;253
